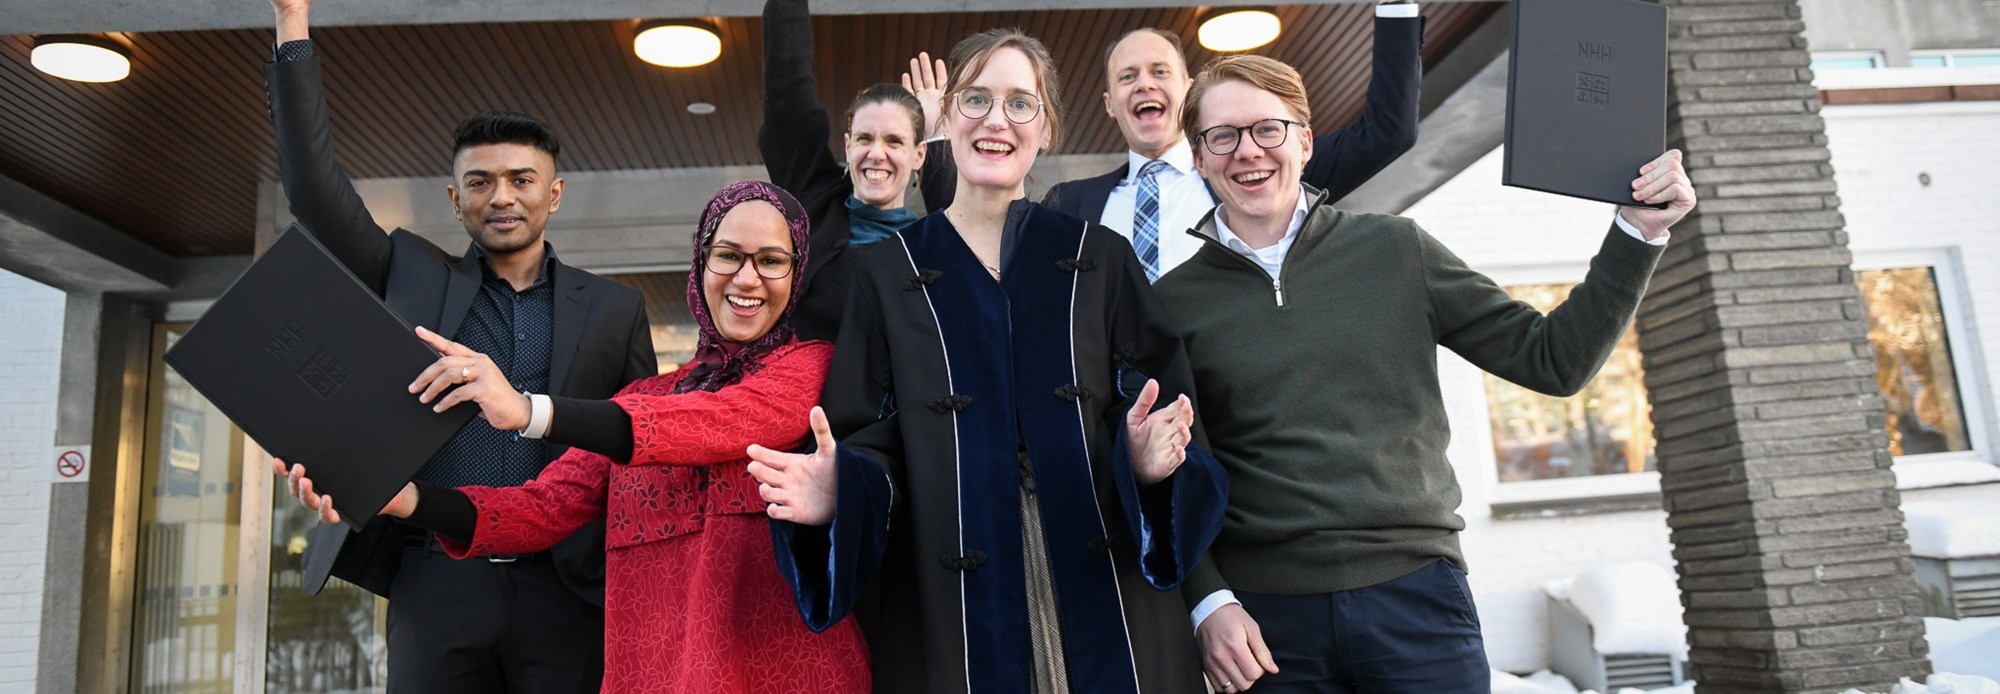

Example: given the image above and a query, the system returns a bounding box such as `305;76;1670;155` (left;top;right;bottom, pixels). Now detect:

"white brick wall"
0;268;63;688
1395;99;2000;672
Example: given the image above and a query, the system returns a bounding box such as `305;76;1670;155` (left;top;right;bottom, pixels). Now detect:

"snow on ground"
1902;501;2000;558
1493;616;1998;694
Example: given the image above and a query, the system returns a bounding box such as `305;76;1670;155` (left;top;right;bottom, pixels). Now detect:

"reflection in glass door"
264;485;387;692
132;326;242;693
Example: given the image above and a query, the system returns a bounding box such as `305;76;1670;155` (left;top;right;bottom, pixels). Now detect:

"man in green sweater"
1153;55;1695;693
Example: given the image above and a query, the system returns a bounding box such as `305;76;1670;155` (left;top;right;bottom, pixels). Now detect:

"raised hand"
746;406;839;525
1125;378;1194;485
270;457;417;524
902;52;950;140
1618;149;1696;240
271;0;311;43
410;326;531;431
1197;603;1280;692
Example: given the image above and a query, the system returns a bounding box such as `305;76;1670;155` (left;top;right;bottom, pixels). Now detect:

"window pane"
1811;55;1882;70
1910;55;1950;68
1952;54;2000;68
1486;284;1655;482
265;494;387;693
1857;267;1971;456
133;328;242;693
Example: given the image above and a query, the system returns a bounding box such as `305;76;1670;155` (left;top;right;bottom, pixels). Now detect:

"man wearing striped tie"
1047;0;1425;281
917;1;1423;281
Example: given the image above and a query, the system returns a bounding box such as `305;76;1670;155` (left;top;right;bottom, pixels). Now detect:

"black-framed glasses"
954;89;1043;124
1195;118;1303;156
704;245;797;280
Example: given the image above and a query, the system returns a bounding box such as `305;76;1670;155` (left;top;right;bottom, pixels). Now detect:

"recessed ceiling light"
635;20;722;68
31;35;131;83
687;102;717;115
1198;7;1282;53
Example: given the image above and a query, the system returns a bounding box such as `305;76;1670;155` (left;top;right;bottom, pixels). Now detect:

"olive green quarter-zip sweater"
1154;185;1665;600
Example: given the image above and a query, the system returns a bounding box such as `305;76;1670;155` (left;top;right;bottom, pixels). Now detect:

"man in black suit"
923;1;1424;283
265;1;653;690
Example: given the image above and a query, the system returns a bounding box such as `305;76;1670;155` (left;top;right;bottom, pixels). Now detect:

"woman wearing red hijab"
279;181;870;694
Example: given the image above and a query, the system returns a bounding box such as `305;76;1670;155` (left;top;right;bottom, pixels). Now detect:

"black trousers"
1235;560;1490;693
386;547;604;693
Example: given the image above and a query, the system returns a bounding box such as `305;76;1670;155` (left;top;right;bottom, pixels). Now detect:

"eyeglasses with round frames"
1195;118;1303;156
704;245;797;280
953;89;1043;125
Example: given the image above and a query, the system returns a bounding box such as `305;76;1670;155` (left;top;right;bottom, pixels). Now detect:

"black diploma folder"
164;225;475;528
1503;0;1669;208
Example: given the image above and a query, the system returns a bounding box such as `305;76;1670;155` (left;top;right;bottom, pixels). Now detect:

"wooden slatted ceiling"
0;3;1498;256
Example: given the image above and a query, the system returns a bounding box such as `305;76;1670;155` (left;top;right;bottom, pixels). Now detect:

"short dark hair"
845;83;927;142
451;110;562;167
1101;28;1190;83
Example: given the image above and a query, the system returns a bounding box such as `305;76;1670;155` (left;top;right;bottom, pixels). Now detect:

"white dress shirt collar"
1212;185;1314;280
1123;141;1198;184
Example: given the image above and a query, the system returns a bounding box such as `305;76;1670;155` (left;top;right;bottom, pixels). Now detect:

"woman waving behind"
760;0;951;342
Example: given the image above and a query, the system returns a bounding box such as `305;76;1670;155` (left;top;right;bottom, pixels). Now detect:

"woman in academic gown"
747;29;1228;694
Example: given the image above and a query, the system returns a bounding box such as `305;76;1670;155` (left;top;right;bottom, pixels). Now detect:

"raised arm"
614;342;831;466
1433;151;1690;393
1299;5;1423;204
266;0;393;294
758;0;848;199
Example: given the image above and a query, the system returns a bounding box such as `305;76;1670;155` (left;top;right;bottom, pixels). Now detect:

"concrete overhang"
0;173;174;295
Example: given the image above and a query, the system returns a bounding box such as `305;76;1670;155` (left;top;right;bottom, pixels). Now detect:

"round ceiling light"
1197;7;1282;53
31;35;132;83
634;20;722;68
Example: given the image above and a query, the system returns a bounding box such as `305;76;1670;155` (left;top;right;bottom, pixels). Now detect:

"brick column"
1640;1;1932;692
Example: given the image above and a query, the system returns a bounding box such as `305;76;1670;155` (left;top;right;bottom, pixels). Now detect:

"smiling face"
448;142;564;255
702;201;796;344
950;47;1050;196
844;101;926;209
1192;79;1313;230
1103;31;1193;160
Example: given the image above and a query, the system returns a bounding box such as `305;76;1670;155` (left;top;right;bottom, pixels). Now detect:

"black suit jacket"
931;13;1425;221
267;55;655;606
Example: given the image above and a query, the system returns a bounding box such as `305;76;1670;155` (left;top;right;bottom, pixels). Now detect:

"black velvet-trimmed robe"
773;202;1228;693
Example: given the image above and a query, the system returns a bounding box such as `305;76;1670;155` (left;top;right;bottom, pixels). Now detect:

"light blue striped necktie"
1131;159;1173;282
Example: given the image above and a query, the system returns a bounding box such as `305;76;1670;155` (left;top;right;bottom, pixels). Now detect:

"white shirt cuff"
1614;212;1668;246
1377;3;1421;19
1190;589;1241;631
521;392;554;439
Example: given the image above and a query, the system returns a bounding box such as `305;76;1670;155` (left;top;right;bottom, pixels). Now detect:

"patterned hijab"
674;180;813;394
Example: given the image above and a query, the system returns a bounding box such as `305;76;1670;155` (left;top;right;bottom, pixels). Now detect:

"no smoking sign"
54;446;89;483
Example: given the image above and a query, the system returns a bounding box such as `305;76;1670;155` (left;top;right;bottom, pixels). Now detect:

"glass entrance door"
131;325;242;692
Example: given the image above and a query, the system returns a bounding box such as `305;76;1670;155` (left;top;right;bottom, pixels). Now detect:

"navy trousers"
1235;560;1489;693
